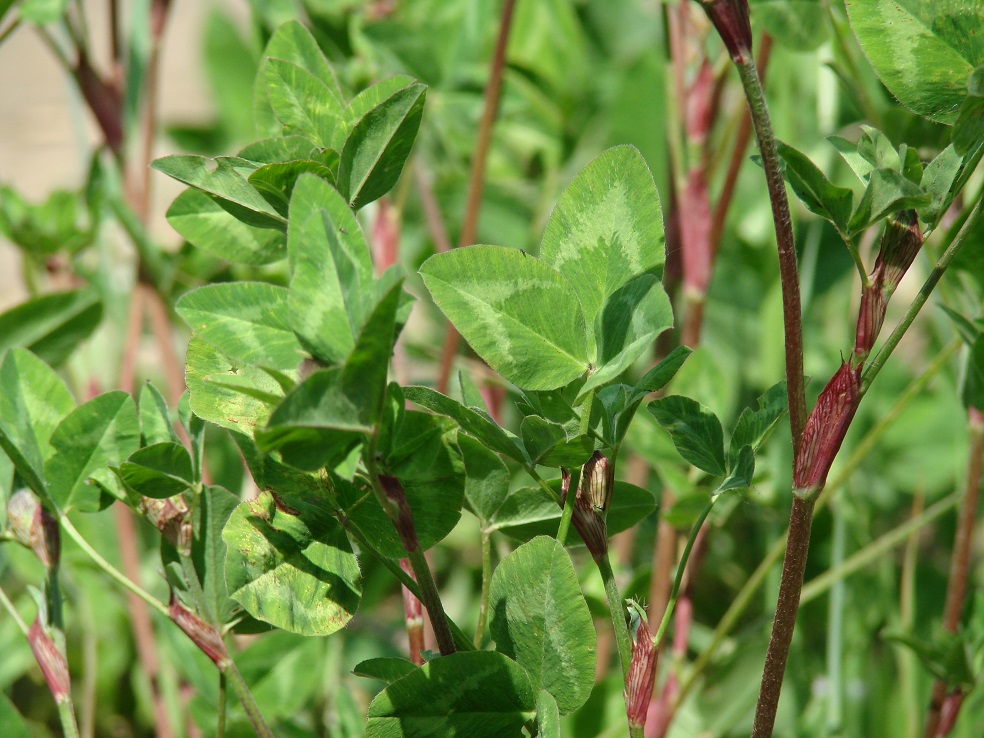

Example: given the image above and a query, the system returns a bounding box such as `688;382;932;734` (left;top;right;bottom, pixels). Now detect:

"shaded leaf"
0;289;102;367
353;658;418;685
648;395;726;476
847;168;931;235
119;442;194;499
776;141;853;233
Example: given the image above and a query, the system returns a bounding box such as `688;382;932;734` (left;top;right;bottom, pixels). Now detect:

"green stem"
653;498;715;649
862;195;984;393
60;516;169;618
734;54;807;453
404;545;456;656
217;672;227;738
474;530;492;648
0;583;29;635
57;699;81;738
556;466;580;546
597;553;632;684
224;661;273;738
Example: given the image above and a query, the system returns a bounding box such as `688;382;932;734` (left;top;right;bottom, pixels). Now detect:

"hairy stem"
224;661;273;738
598;554;632;686
474;531;493;648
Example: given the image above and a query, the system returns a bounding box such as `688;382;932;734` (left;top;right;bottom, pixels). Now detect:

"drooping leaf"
403;386;527;462
223;490;362;636
919;145;963;228
648;395;727;476
847;168;931;235
420;246;589;391
953;66;984;155
582;274;673;393
167;188;286;265
45;391;139;513
353;658;418;685
727;380;788;469
0;289;102;367
715;444;755;496
366;651;536;737
631;346;692;398
490;481;657;543
488;536;595;715
847;0;984;124
519;416;594;468
138;382;180;446
539;146;665;351
151;155;286;230
775;141;854;234
0;349;75;498
176;282;302;371
184;336;287;434
287;174;375;365
118;442;195;499
338;81;426;209
459;434;511;526
194;485;246;626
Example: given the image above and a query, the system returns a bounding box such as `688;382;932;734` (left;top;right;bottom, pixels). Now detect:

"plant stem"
60;516;170;619
597;553;632;685
923;410;984;737
0;584;29;634
57;700;81;738
751;496;816;738
653;499;714;649
474;530;492;648
224;661;274;738
217;672;227;738
556;466;580;546
862;195;984;393
734;55;807;452
405;545;456;655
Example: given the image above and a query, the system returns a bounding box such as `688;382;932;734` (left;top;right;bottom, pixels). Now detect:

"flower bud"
697;0;753;63
624;603;658;731
561;452;614;561
28;618;70;702
380;475;419;553
854;284;887;361
872;210;923;294
169;595;228;667
7;490;60;569
794;361;862;496
138;495;190;554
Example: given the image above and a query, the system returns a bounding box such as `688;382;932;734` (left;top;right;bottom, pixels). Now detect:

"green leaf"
519;416;593;467
353;658;418;685
265;59;344;147
847;0;984;124
775;141;853;233
648;395;727;476
420;246;589;391
341;75;416;132
0;693;32;738
847;168;931;235
953;66;984;155
403;386;526;462
238;135;320;164
539;145;665;350
247;159;337;216
338;81;426;209
727;380;788;469
459;434;510;526
138;382;180;446
715;444;755;496
0;349;75;498
582;274;673;394
919;145;964;228
490;481;656;543
960;334;984;412
193;485;243;625
45;391;139;513
750;0;829;50
287;174;375;365
151;155;285;230
18;0;67;24
0;289;102;367
222;490;362;635
884;630;976;688
185;336;287;435
489;536;595;715
536;690;561;738
167;188;286;265
177;282;302;371
261;20;343;100
366;651;536;737
118;442;194;499
632;346;692;397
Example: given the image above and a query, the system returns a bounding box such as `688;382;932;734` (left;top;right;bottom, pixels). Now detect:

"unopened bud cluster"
139;495;191;554
561;452;614;561
6;490;59;569
624;604;658;731
854;211;923;361
169;595;229;667
28;618;70;702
